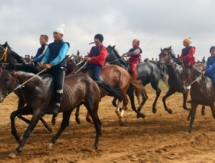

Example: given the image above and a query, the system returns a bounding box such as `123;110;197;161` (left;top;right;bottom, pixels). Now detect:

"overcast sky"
0;0;214;61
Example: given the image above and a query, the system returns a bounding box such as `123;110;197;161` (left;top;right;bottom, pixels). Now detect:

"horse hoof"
8;153;16;159
137;113;145;118
51;118;56;125
152;108;157;114
47;143;53;150
93;145;98;150
168;109;173;114
186;129;192;133
75;118;81;124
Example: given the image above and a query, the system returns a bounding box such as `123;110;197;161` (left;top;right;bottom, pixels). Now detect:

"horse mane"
4;42;25;63
7;64;39;74
107;45;127;66
191;67;201;76
163;47;182;65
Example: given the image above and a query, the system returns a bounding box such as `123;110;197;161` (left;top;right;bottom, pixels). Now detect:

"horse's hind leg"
162;88;176;114
201;106;206;116
151;81;161;114
187;102;198;133
48;110;72;149
85;103;101;150
40;117;52;132
75;105;81;124
127;86;146;118
136;89;148;118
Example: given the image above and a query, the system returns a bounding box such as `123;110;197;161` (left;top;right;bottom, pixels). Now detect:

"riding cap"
210;46;215;52
94;34;104;43
54;24;65;34
183;37;191;44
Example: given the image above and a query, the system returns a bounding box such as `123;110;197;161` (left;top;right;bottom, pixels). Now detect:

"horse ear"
4;42;8;46
112;45;116;49
169;46;172;50
160;48;163;51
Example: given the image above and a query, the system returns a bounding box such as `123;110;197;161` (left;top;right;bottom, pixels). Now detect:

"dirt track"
0;84;215;163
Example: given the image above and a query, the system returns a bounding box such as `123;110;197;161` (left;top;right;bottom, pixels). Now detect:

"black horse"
159;46;205;115
0;67;124;158
0;42;53;131
106;45;168;114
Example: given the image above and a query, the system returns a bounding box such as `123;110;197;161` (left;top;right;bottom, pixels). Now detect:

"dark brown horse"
0;42;53;131
159;47;205;114
67;58;146;125
180;68;215;132
0;69;124;158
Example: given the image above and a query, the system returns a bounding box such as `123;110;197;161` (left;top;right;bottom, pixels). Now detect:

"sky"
0;0;215;61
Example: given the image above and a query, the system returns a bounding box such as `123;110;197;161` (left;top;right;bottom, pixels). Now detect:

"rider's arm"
50;43;69;66
126;49;141;57
89;48;107;64
33;45;48;62
41;47;50;64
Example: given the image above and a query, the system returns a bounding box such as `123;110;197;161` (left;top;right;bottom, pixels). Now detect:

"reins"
11;69;47;93
186;74;202;89
107;56;127;64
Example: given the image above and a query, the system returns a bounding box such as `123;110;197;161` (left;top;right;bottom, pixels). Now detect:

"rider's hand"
122;54;128;57
44;64;52;70
83;57;91;62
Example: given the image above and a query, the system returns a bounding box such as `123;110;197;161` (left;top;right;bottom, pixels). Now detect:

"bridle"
0;45;8;62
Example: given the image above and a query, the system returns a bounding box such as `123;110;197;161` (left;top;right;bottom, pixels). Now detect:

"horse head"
0;70;16;102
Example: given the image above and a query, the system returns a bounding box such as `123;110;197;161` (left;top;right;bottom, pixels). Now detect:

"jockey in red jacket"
179;38;195;68
83;34;108;81
122;39;142;79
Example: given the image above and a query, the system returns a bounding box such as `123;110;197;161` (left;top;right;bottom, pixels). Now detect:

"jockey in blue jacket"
205;46;215;85
40;24;69;124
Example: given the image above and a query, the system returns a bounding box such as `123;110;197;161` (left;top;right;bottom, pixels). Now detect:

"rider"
83;34;107;81
179;37;195;68
32;35;48;65
204;46;215;85
122;39;142;79
40;24;70;120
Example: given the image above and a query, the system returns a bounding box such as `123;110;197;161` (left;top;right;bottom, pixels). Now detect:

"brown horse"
159;47;205;115
0;70;123;158
67;58;146;125
180;68;215;132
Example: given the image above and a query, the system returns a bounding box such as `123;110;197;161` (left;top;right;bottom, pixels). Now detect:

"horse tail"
159;70;169;87
130;79;145;104
96;81;124;101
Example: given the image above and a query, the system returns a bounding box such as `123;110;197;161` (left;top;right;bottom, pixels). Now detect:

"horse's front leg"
17;98;31;124
8;107;42;159
10;106;32;142
182;90;191;111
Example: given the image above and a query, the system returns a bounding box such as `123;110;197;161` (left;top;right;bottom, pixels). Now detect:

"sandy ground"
0;83;215;163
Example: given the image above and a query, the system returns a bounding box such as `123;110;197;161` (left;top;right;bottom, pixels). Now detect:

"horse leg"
75;105;81;124
17;98;31;124
85;104;101;150
182;90;191;111
112;97;117;107
151;81;161;114
86;111;94;124
48;110;72;149
201;105;206;116
8;108;42;159
127;86;146;118
115;100;121;117
210;103;215;119
162;88;176;114
119;93;129;126
136;89;148;118
39;117;52;132
187;101;198;133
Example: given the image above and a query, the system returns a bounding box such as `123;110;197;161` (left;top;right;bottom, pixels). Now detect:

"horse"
180;68;215;132
67;58;146;125
0;42;53;132
106;45;168;114
159;46;206;115
0;68;124;158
